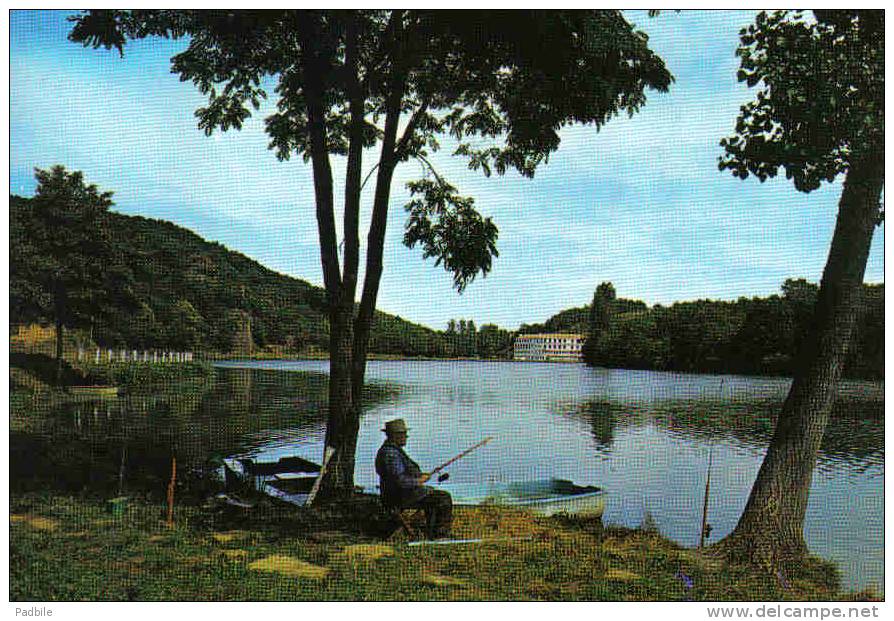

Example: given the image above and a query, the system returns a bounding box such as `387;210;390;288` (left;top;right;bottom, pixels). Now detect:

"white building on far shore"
513;333;585;362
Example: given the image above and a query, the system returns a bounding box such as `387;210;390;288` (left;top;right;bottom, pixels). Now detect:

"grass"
9;351;213;393
9;491;865;602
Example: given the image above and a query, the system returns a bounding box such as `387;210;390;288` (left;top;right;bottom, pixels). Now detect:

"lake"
216;359;884;594
13;359;883;593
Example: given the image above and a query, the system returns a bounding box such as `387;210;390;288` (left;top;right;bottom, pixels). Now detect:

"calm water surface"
14;359;881;593
215;359;884;593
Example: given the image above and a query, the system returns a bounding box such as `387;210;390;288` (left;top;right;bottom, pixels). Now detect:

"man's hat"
382;418;409;434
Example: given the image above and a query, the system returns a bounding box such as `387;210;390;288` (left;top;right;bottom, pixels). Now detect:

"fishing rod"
699;443;714;549
699;379;723;548
425;436;494;482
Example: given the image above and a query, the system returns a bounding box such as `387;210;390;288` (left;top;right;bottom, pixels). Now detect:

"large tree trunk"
320;17;366;494
304;11;408;498
297;12;353;497
722;149;883;566
323;301;359;494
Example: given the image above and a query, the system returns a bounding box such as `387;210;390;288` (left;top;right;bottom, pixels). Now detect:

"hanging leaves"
719;10;883;195
403;178;498;293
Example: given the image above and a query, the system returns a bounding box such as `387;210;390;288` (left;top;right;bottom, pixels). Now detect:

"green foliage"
582;282;617;365
594;311;670;370
520;295;648;341
97;361;213;389
442;318;506;358
477;324;511;359
403;179;498;293
69;9;672;292
366;313;453;358
844;283;884;380
9;167;136;337
573;280;882;379
10;194;449;357
719;10;883;197
9;353;93;387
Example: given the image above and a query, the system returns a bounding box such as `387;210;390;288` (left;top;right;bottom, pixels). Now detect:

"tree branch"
414;152;447;186
297;11;342;298
352;44;409;403
394;96;431;160
359;162;381;192
342;11;365;305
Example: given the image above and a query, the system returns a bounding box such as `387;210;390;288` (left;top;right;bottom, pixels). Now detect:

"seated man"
375;418;452;539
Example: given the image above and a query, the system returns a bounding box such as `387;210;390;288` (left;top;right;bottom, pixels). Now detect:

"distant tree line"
443;319;513;358
581;281;883;379
10;171;447;359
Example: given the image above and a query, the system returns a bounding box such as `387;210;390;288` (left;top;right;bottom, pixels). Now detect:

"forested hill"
572;280;884;380
9;195;449;357
10;190;884;377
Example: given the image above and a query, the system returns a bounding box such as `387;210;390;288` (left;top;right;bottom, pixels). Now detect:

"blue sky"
9;10;885;331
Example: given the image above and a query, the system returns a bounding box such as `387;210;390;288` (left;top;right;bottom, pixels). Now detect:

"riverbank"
214;351;512;363
10;490;873;602
9;352;213;394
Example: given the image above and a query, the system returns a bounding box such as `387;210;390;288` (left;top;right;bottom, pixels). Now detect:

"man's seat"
380;499;425;539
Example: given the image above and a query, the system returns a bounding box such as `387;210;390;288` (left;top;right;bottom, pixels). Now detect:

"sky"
8;9;886;332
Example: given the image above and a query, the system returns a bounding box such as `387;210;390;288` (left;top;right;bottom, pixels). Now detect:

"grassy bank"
10;352;213;392
10;491;861;602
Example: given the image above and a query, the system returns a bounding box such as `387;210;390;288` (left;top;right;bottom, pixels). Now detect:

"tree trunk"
54;281;66;388
722;149;884;567
297;12;352;497
55;316;65;387
303;11;409;497
320;18;366;493
351;79;404;406
322;300;359;494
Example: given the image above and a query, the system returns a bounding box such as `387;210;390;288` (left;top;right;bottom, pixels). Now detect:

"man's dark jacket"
375;440;430;508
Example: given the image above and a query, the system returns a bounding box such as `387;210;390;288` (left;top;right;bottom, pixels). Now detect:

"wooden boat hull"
439;478;605;518
221;456;319;506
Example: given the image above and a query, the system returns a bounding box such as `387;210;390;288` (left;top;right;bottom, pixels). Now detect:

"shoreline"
10;490;873;602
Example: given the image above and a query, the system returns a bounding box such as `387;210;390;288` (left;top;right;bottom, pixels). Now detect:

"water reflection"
10;368;334;500
9;360;883;593
563;393;884;479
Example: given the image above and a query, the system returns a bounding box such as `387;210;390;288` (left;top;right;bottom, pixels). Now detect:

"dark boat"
221;455;321;506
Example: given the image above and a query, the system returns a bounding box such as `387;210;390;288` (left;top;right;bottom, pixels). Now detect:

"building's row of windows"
513;334;584;362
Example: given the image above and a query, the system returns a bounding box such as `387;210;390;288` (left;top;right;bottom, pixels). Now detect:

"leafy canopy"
719;10;884;194
70;10;672;291
10;166;128;330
